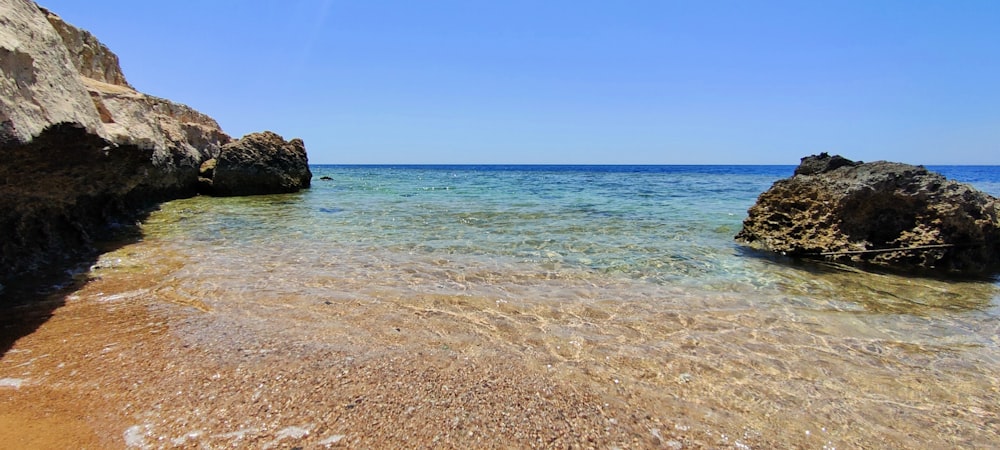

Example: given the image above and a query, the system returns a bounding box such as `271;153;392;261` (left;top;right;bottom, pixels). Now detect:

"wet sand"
2;226;1000;449
1;277;716;449
3;263;999;449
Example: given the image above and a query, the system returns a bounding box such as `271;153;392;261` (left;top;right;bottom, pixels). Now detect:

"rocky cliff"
1;1;231;189
0;0;106;144
40;6;131;88
736;153;1000;276
0;0;309;287
46;6;231;193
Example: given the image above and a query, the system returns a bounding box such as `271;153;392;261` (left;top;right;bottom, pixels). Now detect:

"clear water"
148;164;1000;309
95;165;1000;446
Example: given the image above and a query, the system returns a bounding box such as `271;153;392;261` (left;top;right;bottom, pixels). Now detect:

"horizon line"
307;162;1000;167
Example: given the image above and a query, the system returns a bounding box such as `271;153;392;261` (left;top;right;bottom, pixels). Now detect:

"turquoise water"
97;164;1000;447
307;165;784;287
151;164;1000;308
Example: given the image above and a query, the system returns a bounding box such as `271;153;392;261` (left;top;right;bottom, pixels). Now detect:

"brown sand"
1;277;720;449
4;247;999;449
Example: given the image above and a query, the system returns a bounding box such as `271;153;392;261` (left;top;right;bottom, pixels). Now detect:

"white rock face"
85;77;230;168
0;0;106;142
41;6;231;166
42;6;132;88
0;0;230;185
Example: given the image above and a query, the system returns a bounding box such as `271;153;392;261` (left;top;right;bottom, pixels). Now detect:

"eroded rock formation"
736;153;1000;275
200;131;312;196
44;8;232;193
40;6;131;88
82;77;231;192
0;0;310;286
0;0;106;143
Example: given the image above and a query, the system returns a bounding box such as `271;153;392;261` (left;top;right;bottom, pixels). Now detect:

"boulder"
736;153;1000;275
201;131;312;196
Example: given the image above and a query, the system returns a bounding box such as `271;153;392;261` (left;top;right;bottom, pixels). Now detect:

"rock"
319;176;333;181
1;1;231;197
0;123;160;280
202;131;312;196
43;9;231;193
0;0;227;285
736;154;1000;275
83;77;231;193
198;157;217;192
793;152;859;176
41;7;131;88
0;0;107;143
0;1;298;286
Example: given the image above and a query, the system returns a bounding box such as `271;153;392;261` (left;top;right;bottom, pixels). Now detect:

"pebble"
0;378;26;389
318;434;346;446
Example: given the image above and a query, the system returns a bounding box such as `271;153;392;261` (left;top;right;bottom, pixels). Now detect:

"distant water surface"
94;165;1000;446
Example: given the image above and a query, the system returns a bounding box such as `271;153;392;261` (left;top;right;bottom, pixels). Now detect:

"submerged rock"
200;131;312;196
736;153;1000;276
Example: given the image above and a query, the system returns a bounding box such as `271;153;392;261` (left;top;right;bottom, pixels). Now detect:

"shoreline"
2;166;999;448
0;272;705;449
3;232;998;448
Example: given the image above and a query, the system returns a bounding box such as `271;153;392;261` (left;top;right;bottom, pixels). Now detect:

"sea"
28;165;1000;446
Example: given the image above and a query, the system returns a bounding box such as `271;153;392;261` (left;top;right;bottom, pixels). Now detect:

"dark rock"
200;131;312;196
793;152;860;176
0;123;163;284
320;176;333;181
736;154;1000;275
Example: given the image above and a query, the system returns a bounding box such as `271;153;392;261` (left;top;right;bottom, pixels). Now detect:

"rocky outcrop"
0;1;308;287
1;1;231;191
40;6;131;88
83;78;231;193
200;131;312;196
736;153;1000;275
0;0;106;143
43;8;232;193
0;123;161;280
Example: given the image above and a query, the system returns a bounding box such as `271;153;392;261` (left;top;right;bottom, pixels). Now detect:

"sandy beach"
1;271;713;449
4;1;1000;448
3;230;998;449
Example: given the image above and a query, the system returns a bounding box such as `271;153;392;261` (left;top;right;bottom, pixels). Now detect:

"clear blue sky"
38;1;1000;164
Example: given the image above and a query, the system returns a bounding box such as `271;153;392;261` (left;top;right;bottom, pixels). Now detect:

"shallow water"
8;165;1000;447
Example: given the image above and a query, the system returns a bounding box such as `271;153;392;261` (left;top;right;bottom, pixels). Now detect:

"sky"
37;1;1000;164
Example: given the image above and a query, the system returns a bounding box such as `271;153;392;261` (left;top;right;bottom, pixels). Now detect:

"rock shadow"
0;221;146;356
